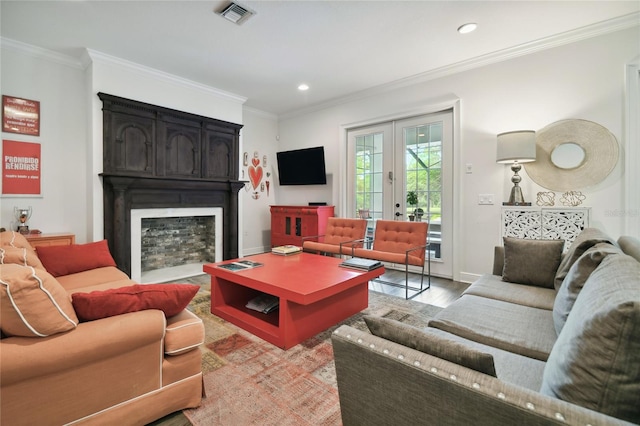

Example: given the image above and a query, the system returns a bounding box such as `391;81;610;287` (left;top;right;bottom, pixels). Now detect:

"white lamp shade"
496;130;536;163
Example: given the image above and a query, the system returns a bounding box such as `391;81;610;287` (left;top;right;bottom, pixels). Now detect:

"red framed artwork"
2;140;41;196
2;95;40;136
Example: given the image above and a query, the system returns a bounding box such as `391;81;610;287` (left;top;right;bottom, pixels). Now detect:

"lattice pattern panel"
502;208;590;250
502;210;542;240
542;211;588;245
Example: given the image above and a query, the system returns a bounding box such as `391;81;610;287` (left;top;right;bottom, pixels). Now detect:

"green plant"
406;191;418;206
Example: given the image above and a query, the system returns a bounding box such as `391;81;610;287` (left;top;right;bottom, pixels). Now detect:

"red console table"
270;205;334;247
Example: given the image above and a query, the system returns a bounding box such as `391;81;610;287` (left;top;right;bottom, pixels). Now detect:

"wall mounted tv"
276;146;327;186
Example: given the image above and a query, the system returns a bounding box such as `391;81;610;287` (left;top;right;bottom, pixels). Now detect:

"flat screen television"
276;146;327;185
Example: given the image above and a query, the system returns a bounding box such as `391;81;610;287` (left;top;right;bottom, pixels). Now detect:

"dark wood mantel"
99;93;244;275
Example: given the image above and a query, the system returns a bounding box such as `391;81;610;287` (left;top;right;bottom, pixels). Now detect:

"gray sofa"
332;229;640;425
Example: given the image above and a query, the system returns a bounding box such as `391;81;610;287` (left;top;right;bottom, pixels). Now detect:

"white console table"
501;207;590;250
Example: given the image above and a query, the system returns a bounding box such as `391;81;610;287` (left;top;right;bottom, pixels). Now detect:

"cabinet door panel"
108;114;155;175
203;131;237;179
162;124;201;178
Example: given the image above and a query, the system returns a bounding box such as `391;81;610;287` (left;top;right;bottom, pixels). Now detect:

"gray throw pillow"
553;243;621;334
363;315;497;377
541;254;640;424
553;228;616;290
502;237;564;288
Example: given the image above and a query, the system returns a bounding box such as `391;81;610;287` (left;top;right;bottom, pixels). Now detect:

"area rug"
183;288;442;426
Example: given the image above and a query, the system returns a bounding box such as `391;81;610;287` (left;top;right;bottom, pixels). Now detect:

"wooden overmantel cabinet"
99;92;240;181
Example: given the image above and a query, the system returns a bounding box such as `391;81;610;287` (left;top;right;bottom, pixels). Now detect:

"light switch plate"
478;194;494;205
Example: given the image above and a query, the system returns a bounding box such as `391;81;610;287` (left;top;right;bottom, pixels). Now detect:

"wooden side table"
24;233;75;248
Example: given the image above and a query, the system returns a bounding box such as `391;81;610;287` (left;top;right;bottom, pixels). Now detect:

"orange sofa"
0;231;204;425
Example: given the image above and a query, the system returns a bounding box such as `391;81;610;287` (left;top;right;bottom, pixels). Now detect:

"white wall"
0;41;88;240
240;107;279;255
276;27;640;281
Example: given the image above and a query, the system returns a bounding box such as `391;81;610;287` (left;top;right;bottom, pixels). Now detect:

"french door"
346;110;453;278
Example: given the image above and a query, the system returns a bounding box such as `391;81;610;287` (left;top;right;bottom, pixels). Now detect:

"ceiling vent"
219;2;255;25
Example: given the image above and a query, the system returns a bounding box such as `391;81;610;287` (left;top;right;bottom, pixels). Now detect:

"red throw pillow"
71;284;199;321
36;240;117;277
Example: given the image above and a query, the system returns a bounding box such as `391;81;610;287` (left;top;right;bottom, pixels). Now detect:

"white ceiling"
1;1;639;116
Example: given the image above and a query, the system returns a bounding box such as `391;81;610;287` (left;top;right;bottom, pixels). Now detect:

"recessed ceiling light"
457;23;477;34
298;84;309;91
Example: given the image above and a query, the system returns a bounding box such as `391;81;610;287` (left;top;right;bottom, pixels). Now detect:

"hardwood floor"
368;268;469;307
149;270;468;426
148;411;191;426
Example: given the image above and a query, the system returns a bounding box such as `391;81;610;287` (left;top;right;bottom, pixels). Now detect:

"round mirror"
550;142;586;169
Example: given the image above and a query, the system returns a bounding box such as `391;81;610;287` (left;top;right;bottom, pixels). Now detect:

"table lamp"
496;130;536;205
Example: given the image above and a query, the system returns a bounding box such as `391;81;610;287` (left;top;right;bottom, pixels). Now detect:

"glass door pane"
347;123;393;221
405;123;442;240
355;132;384;219
395;111;452;278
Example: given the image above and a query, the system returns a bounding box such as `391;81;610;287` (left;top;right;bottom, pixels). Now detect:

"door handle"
395;212;402;217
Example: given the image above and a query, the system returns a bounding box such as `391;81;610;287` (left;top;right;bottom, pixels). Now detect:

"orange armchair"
302;218;368;256
351;220;430;299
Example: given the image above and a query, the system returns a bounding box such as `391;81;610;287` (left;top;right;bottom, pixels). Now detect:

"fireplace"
130;207;223;283
102;175;243;277
99;93;244;277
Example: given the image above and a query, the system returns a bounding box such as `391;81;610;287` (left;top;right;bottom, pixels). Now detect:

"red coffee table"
203;252;384;349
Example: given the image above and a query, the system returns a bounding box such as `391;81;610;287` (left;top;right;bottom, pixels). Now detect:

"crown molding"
243;105;278;120
1;37;84;69
85;49;247;105
279;12;640;120
1;37;247;105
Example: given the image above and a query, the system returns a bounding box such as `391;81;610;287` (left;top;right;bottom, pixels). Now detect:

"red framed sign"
2;95;40;136
2;140;41;195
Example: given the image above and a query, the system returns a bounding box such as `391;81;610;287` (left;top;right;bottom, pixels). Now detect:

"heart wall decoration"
245;151;269;200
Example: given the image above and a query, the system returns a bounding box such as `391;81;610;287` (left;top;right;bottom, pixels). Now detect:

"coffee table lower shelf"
213;303;280;342
210;277;372;349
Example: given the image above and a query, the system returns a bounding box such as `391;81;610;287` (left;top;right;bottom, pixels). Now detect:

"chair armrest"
301;234;324;243
0;309;166;386
405;243;429;255
341;237;374;256
339;238;368;255
404;243;429;265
